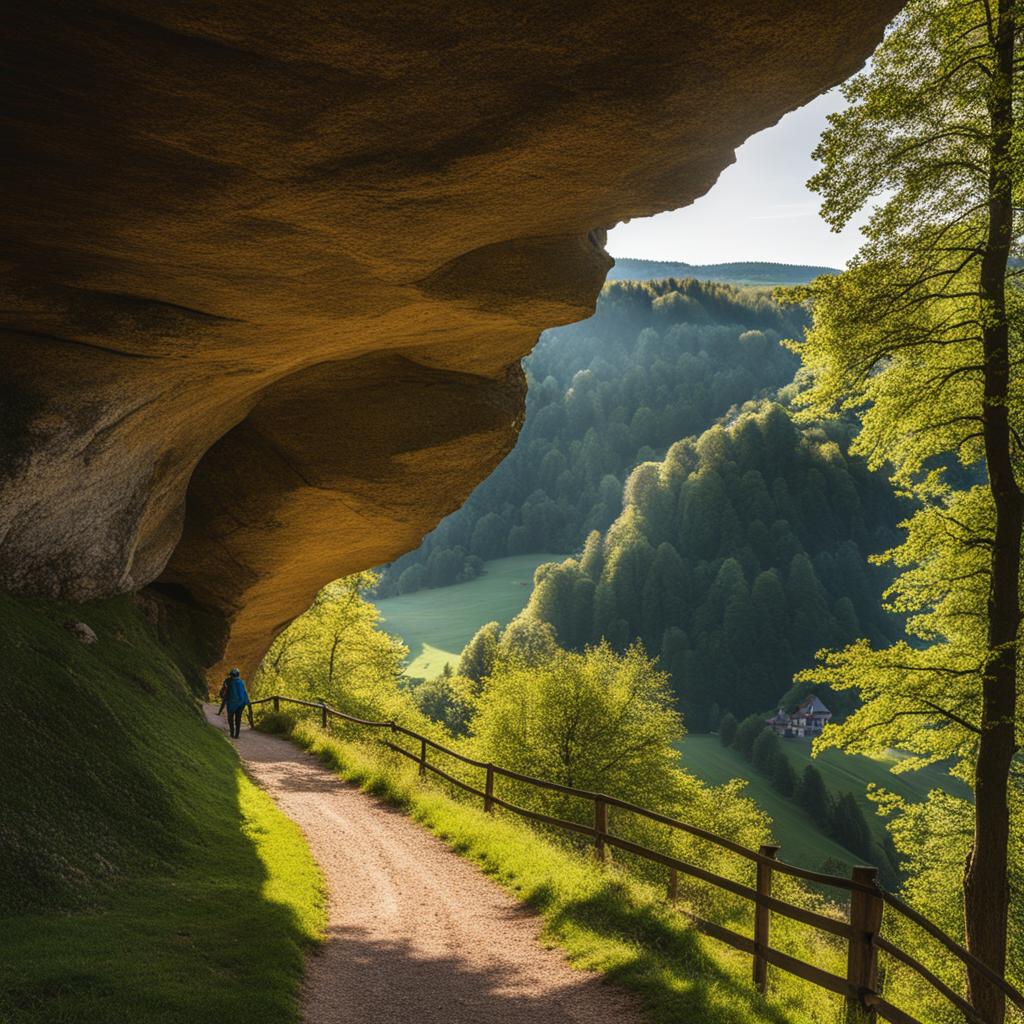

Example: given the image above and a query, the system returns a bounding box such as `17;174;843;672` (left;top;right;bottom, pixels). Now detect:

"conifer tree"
458;621;501;684
734;715;768;759
641;542;688;649
831;793;874;862
718;711;739;748
752;728;782;776
771;750;798;798
797;764;832;823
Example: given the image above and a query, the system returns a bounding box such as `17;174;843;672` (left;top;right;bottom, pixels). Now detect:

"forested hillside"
354;262;973;893
377;275;909;724
377;279;806;596
518;403;906;728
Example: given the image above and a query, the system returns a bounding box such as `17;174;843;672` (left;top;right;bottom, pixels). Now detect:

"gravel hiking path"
205;706;645;1024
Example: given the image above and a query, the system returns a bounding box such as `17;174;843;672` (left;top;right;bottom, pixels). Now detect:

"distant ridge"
607;257;838;286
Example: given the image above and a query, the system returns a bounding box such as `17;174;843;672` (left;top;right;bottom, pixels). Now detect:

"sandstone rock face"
1;1;899;676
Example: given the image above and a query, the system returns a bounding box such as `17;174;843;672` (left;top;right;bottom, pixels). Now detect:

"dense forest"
378;275;907;725
512;402;906;729
377;278;810;596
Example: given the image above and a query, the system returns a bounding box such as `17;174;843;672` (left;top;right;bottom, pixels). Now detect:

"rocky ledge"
0;1;899;676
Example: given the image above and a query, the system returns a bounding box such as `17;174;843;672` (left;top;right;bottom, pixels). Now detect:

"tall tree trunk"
964;3;1019;1020
328;634;342;688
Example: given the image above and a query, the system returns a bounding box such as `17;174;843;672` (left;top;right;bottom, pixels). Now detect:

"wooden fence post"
272;696;280;713
668;867;679;902
484;764;494;813
320;701;328;729
845;865;882;1024
594;798;609;863
753;843;780;994
419;737;427;777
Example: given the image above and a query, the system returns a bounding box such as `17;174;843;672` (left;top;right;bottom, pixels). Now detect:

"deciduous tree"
471;642;683;807
785;1;1024;1011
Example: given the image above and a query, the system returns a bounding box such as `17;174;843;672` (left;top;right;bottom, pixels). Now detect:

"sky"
606;89;871;269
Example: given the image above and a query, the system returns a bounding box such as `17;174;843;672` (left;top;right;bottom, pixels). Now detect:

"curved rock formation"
1;1;899;675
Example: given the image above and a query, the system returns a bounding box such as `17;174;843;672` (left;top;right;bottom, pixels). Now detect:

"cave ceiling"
0;1;901;674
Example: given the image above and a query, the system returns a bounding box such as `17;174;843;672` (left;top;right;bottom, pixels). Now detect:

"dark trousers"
227;707;244;737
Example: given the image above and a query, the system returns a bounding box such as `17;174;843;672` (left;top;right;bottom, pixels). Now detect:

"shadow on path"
309;923;629;1024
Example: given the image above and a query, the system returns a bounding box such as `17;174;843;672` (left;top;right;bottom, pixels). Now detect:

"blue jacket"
224;675;250;712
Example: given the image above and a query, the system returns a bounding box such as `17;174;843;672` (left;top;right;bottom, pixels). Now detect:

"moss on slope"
0;592;324;1023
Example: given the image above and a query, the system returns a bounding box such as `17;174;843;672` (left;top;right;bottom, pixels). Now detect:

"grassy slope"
0;593;324;1024
373;554;554;677
677;735;969;876
775;738;970;808
676;738;873;873
267;715;845;1024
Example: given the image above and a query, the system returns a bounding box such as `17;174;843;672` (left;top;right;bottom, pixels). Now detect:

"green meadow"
676;734;969;879
373;554;555;677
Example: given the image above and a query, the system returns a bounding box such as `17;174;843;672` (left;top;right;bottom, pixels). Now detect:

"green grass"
676;738;874;875
677;735;969;879
373;554;555;677
267;713;847;1024
774;740;970;809
0;593;325;1024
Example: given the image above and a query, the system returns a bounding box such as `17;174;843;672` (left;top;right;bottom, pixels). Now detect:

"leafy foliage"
783;0;1024;1013
718;712;738;747
407;668;478;737
472;643;684;803
255;572;425;729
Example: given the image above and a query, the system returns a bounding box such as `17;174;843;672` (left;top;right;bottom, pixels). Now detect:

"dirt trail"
205;707;645;1024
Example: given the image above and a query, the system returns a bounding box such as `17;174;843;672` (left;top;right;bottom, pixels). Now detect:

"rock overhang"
0;0;902;677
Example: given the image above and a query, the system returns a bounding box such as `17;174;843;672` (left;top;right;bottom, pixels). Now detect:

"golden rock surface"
1;1;898;674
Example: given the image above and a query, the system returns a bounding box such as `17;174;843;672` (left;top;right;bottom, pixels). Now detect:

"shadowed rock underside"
0;1;900;676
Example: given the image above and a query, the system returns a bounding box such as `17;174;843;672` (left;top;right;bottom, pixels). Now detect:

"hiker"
221;667;251;738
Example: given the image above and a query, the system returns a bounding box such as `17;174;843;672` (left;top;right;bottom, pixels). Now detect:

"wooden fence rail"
249;694;1023;1024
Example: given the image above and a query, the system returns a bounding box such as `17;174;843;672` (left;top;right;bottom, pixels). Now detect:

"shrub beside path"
204;707;645;1024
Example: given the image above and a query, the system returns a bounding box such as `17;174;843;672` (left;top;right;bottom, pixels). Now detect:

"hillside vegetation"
677;735;970;884
523;402;905;728
365;553;963;885
0;592;324;1023
374;554;551;678
376;279;907;726
377;279;807;597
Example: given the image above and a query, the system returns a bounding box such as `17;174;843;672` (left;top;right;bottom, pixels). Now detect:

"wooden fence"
249;694;1023;1024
